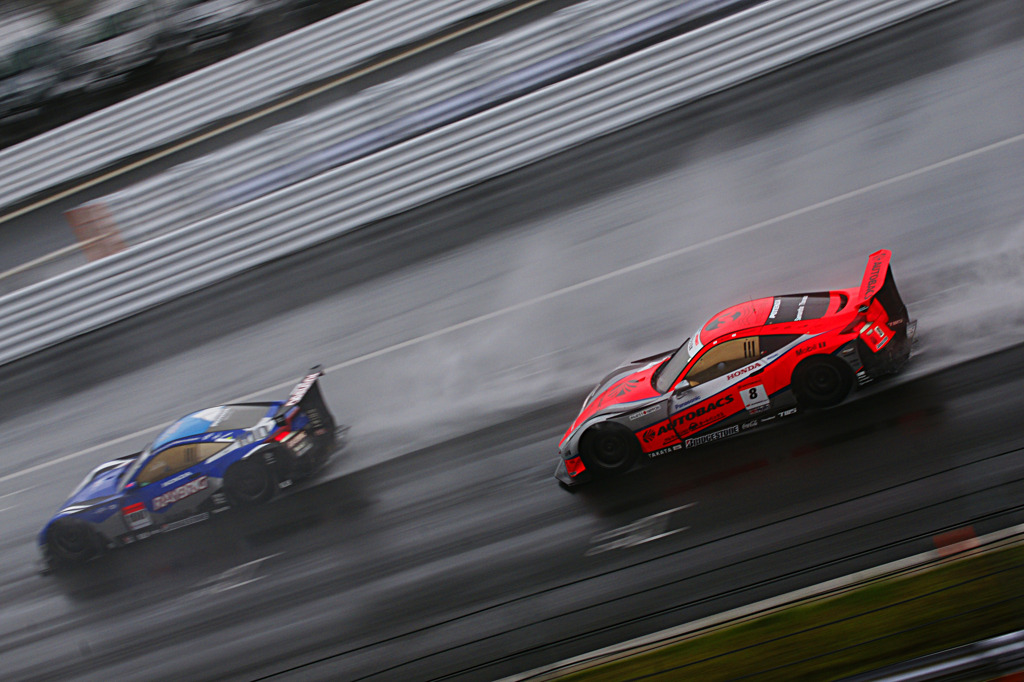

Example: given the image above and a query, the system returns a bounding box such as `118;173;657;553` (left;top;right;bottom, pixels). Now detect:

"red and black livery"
556;250;915;486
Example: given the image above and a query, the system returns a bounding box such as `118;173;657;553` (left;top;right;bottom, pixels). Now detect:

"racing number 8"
740;384;770;411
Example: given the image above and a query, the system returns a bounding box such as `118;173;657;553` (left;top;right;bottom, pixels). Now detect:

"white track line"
3;130;1022;486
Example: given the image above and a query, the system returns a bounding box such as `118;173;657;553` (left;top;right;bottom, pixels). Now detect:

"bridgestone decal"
685;425;739;449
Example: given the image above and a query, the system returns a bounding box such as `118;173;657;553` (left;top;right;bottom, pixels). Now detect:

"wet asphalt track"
1;0;1023;679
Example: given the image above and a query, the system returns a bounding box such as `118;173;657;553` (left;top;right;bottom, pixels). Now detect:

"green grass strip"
561;544;1024;682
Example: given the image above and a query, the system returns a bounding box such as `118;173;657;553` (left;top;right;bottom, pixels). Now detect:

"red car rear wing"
858;249;907;314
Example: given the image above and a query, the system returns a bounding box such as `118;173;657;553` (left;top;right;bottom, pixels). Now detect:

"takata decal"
628;405;662;421
685;425;739;448
648;443;684;458
152;476;208;511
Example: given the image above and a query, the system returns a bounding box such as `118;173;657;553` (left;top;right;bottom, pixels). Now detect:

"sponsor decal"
685;425;740;448
727;363;763;382
283;372;321;409
863;256;884;299
122;502;152;530
591;376;644;411
778;408;798;418
160;512;210;533
612;378;641;398
740;384;770;413
643;423;679;444
152;476;208;511
628;405;662;421
793;295;809;322
741;419;758;430
648;443;684;458
706;311;741;332
237;423;272;447
769;298;782;319
672;391;703;410
862;323;891;351
675;394;734;423
687;333;703;357
888;318;905;328
795;340;827;357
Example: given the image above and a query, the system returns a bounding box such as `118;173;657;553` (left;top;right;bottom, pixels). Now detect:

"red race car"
556;250;915;487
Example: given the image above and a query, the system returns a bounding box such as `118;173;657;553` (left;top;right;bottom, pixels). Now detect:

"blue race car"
39;367;344;568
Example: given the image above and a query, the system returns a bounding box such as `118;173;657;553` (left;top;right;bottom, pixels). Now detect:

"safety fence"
0;0;526;211
0;0;956;367
84;0;719;246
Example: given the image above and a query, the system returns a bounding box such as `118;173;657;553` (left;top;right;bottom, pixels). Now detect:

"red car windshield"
652;337;693;393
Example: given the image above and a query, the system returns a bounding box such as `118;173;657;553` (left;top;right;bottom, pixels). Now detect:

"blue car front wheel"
47;518;102;564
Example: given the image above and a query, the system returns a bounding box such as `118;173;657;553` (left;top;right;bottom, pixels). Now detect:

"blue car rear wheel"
224;458;276;506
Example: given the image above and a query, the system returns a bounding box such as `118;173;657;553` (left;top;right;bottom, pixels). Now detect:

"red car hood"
561;354;668;445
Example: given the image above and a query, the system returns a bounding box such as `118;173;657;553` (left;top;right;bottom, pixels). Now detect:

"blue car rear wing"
274;366;336;434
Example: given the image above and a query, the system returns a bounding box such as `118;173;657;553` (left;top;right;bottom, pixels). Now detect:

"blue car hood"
61;459;131;510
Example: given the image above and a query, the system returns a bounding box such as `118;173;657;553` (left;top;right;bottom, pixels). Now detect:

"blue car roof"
151;404;277;452
152;407;228;450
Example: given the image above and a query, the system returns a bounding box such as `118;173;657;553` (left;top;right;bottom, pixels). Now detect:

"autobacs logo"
863;256;884;298
676;394;734;423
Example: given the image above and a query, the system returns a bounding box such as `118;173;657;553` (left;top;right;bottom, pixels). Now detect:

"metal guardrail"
0;0;522;212
0;0;955;367
91;0;696;245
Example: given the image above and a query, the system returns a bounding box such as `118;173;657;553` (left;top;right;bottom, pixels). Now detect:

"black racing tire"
793;355;854;408
579;423;640;476
224;458;276;506
46;518;102;565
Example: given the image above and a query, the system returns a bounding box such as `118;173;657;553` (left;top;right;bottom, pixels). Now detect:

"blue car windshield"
118;445;151;489
120;405;269;488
